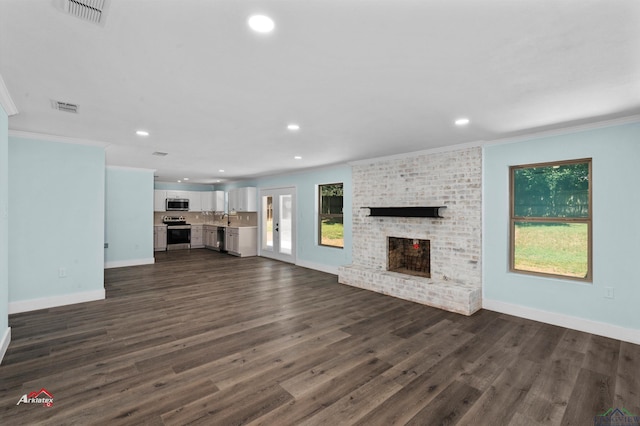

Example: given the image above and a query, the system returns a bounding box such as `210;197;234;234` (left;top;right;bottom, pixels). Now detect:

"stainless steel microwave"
166;198;189;211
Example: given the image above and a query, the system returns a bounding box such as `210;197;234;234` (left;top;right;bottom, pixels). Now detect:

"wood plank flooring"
1;249;638;425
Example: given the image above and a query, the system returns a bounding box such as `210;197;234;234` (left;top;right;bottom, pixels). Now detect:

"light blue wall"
8;137;105;302
484;122;640;330
106;167;154;265
0;106;8;335
239;165;352;271
221;180;258;191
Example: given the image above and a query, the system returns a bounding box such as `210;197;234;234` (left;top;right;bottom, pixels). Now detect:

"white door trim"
258;186;297;264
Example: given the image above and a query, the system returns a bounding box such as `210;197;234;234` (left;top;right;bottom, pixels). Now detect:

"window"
510;158;592;281
319;183;344;248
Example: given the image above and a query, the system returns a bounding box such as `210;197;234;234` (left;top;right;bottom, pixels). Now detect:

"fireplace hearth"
387;237;430;278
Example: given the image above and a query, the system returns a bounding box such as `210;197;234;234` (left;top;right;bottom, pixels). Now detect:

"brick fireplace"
338;146;482;315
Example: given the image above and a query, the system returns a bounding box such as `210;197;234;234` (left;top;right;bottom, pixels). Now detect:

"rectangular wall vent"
59;0;109;25
51;100;79;113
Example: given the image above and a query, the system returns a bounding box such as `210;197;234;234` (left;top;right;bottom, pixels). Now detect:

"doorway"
259;187;296;263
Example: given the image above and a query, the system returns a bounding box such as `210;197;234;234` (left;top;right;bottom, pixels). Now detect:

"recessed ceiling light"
248;15;275;33
136;130;149;136
455;118;470;126
183;178;189;181
219;169;225;173
287;124;300;131
294;156;302;160
177;180;182;183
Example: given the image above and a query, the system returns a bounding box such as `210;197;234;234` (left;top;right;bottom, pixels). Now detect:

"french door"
259;187;296;263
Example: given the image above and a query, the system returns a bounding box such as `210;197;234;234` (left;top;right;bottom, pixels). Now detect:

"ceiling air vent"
54;0;110;25
51;100;79;113
152;152;169;157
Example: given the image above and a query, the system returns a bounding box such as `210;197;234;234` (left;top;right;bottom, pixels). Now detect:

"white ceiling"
1;0;639;183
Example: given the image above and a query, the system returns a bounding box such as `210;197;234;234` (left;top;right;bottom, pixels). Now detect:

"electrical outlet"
604;287;615;299
58;267;67;278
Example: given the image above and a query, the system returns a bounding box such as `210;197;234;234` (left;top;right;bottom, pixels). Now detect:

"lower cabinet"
227;228;239;254
226;227;257;257
204;225;220;251
154;226;167;251
191;225;203;248
195;225;257;256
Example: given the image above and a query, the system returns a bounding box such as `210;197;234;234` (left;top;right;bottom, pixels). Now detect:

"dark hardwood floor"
1;249;638;425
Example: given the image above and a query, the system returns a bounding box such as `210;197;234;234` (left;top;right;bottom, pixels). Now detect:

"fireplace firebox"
387;237;430;278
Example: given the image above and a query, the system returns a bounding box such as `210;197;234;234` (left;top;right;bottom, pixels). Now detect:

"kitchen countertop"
200;224;257;228
155;223;257;228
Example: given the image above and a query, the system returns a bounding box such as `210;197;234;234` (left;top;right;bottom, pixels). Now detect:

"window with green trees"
510;158;592;281
319;183;343;248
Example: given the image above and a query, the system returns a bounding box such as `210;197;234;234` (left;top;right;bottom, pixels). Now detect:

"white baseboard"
483;298;640;345
295;259;339;276
104;257;155;269
9;289;106;314
0;327;10;364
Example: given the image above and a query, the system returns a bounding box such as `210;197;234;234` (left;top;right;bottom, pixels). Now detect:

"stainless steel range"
163;215;191;250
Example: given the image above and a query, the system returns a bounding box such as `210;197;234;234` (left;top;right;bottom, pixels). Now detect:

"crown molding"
8;130;111;148
0;74;18;116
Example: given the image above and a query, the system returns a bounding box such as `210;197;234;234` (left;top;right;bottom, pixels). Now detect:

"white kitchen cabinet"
228;187;257;212
159;190;221;212
203;225;211;247
166;190;188;199
226;227;257;257
191;225;203;248
226;228;238;254
204;225;220;250
187;191;202;212
154;190;166;212
212;191;225;211
227;189;237;213
201;192;213;212
201;191;225;212
154;225;167;251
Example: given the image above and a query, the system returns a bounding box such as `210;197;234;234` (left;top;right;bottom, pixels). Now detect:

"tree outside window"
319;183;343;248
510;159;592;281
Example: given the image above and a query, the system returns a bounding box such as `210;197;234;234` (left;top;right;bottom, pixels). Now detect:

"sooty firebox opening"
387;237;431;278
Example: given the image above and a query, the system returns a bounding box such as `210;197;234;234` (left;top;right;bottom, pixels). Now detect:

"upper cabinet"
201;191;225;212
153;190;166;212
187;191;202;212
154;189;224;212
165;190;188;199
228;187;257;212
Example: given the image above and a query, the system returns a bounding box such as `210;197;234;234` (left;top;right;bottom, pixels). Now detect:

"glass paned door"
260;187;296;263
279;194;292;255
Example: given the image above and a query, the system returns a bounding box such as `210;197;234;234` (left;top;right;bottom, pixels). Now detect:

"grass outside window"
320;217;344;248
319;183;343;248
514;222;589;278
510;159;592;281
